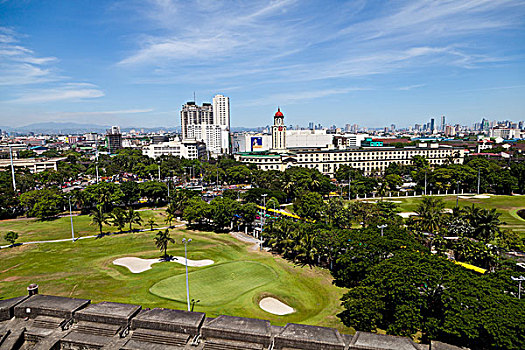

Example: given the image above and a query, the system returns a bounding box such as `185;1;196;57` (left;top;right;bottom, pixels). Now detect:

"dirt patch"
1;276;21;282
1;263;22;274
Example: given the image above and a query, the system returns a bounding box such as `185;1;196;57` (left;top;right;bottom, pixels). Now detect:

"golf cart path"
0;223;186;249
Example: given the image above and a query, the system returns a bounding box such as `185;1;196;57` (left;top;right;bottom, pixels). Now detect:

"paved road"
0;223;186;249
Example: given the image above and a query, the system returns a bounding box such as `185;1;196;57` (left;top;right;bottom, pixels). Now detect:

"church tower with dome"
271;108;286;151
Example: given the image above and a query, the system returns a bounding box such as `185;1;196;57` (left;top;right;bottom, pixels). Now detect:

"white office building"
142;138;205;160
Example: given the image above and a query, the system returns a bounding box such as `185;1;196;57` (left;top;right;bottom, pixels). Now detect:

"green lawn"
0;208;171;246
382;195;525;237
0;224;350;333
151;261;277;306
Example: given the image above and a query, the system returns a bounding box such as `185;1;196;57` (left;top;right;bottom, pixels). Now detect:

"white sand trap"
473;195;490;199
459;195;473;199
259;297;294;315
398;212;417;218
443;208;453;213
113;257;214;273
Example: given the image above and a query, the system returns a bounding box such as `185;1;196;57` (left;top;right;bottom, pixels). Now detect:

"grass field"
369;195;525;237
151;261;278;306
0;216;351;333
0;208;170;246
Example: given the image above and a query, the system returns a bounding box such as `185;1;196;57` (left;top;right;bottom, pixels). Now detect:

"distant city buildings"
235;109;465;177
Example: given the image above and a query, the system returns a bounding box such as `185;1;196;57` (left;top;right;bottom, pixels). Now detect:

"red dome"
274;108;283;117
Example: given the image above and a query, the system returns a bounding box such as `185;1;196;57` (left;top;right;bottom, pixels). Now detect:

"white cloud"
9;83;105;103
242;87;370;106
0;27;59;85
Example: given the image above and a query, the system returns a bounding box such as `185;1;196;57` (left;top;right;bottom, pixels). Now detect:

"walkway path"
0;223;186;249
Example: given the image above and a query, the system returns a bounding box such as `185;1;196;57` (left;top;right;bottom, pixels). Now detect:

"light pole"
157;160;161;181
377;224;387;237
477;168;481;194
8;144;16;192
68;196;75;241
511;276;525;299
260;194;267;251
348;173;351;201
182;238;192;311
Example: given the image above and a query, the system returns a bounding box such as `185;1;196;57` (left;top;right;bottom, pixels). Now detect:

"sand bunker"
113;257;214;273
259;297;294;315
459;194;491;199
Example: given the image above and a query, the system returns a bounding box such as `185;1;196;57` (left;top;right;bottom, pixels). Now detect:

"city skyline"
1;1;524;128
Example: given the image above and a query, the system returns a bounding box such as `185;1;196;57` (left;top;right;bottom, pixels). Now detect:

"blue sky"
1;0;524;128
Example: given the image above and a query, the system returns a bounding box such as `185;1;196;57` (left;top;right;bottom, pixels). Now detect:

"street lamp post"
182;238;192;311
511;276;525;299
68;196;75;241
8;144;16;192
157;160;161;181
260;194;267;251
377;224;387;237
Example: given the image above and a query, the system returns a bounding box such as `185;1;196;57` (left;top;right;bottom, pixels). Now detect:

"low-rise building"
142;139;205;159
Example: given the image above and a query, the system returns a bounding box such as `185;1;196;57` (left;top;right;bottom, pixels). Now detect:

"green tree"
414;196;445;233
110;208;127;232
90;207;110;235
154;229;175;259
4;231;18;245
293;191;324;221
20;188;64;219
139;181;168;204
120;181;141;205
210;197;239;232
463;205;502;242
146;217;158;231
124;207;142;231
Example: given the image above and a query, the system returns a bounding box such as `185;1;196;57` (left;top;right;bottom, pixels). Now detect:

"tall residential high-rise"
440;115;446;131
106;126;122;154
430;118;435;133
309;122;314;130
180;94;230;156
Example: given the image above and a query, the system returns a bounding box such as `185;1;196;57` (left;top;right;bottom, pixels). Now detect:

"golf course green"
150;261;278;306
0;213;351;333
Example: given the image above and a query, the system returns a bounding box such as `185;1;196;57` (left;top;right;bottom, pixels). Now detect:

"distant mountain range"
0;122;261;135
0;122;180;135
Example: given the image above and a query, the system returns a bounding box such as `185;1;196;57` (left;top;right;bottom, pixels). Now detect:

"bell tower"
271;108;286;151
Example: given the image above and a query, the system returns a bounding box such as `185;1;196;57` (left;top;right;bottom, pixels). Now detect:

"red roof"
274;108;283;117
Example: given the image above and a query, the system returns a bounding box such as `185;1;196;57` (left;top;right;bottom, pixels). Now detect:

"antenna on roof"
193;91;196;103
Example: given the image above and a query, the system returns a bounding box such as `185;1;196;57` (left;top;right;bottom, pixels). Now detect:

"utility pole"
182;238;192;311
424;170;427;196
95;138;100;183
68;196;75;241
348;173;351;201
260;194;267;251
377;224;387;237
8;145;16;192
511;276;524;299
477;168;481;194
158;161;161;181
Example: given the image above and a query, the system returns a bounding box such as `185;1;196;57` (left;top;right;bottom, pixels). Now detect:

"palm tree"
146;217;158;231
415;196;445;234
124;207;142;232
464;205;502;242
110;208;127;232
90;207;110;235
154;229;175;259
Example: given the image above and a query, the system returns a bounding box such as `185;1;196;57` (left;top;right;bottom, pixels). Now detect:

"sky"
1;0;524;129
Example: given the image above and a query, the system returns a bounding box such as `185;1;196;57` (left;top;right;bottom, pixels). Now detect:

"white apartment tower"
180;94;230;156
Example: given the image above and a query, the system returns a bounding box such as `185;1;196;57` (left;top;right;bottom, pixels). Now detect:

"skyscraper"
441;115;446;131
106;126;122;154
180;94;230;156
430;118;435;133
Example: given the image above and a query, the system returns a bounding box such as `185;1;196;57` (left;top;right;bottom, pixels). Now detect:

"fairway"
150;261;278;306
